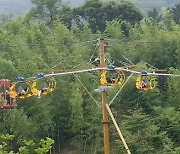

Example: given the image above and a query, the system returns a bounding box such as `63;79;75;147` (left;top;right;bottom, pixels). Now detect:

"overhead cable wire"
0;39;98;48
25;67;105;84
26;66;180;82
1;39;180;48
3;38;180;48
51;44;96;69
10;62;21;76
106;38;180;44
71;63;82;69
107;42;134;65
111;56;131;66
145;62;158;70
90;57;100;64
0;43;62;48
119;68;180;77
89;42;99;63
116;60;129;66
109;73;133;106
51;62;63;69
105;57;114;65
109;47;134;65
121;54;134;65
44;67;105;77
78;39;98;44
73;73;101;108
70;62;95;72
145;72;180;77
110;56;129;66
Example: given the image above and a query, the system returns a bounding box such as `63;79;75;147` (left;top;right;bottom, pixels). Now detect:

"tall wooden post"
99;38;110;154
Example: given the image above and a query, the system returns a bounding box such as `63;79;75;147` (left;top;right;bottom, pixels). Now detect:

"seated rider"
141;76;150;88
5;90;11;105
106;77;112;84
111;76;116;83
38;82;48;98
0;92;6;106
107;73;117;84
17;86;26;97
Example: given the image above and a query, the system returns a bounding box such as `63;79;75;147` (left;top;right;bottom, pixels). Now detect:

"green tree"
147;7;161;22
73;0;104;33
68;83;84;152
0;110;36;149
154;107;180;148
166;69;180;109
0;134;54;154
57;5;73;29
111;109;175;154
28;0;63;27
73;0;143;33
171;4;180;24
0;3;180;152
0;58;18;79
161;7;176;30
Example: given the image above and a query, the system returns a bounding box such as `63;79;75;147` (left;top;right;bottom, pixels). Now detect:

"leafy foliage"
171;4;180;24
73;0;143;33
0;134;54;154
0;2;179;153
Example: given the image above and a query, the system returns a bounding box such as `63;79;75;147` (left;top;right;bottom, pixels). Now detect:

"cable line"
44;67;104;77
2;38;180;48
0;39;98;48
105;57;114;65
120;54;134;65
106;38;180;44
90;57;100;65
73;73;101;108
109;73;133;106
51;62;63;69
25;66;180;83
107;42;134;65
115;59;129;66
89;42;99;63
119;68;180;77
144;62;158;70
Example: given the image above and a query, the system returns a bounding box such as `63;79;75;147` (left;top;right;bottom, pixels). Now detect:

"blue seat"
141;71;148;75
16;77;24;82
107;65;116;70
37;73;44;78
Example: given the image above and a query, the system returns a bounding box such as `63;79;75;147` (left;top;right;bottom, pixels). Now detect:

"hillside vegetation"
0;0;180;153
0;0;179;16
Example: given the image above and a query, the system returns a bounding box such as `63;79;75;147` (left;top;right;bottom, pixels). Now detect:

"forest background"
0;0;180;153
0;0;179;17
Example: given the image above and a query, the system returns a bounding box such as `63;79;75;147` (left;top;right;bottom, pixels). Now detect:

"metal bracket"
94;86;113;93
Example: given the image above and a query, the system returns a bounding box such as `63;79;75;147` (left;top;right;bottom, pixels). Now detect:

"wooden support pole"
105;104;131;154
99;39;110;154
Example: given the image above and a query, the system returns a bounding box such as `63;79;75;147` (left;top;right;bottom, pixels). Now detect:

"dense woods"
0;0;180;153
0;0;179;17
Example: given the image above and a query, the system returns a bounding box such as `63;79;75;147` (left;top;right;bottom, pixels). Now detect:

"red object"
0;79;16;110
0;79;11;87
0;105;16;110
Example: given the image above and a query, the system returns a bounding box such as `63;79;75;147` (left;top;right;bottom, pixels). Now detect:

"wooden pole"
105;104;131;154
99;39;110;154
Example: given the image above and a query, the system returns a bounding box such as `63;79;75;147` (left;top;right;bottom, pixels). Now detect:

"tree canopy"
73;0;143;33
0;1;180;153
